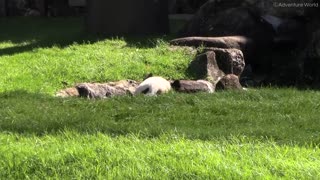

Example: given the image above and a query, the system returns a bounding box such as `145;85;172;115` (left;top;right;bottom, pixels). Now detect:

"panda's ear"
143;73;153;80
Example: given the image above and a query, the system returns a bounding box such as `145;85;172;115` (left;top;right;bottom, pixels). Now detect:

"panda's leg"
141;87;150;94
148;86;159;96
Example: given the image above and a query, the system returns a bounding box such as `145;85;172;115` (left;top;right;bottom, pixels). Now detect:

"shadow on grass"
0;17;97;56
0;17;176;56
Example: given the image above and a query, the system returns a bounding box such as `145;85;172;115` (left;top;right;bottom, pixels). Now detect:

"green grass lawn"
1;17;320;179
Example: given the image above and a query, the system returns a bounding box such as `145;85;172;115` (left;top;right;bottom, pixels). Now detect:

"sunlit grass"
0;40;37;49
0;20;195;94
1;18;320;179
0;132;319;179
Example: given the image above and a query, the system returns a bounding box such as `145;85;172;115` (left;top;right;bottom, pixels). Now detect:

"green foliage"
1;18;320;179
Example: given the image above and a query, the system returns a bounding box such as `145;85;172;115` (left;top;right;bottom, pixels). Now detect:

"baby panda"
134;74;171;96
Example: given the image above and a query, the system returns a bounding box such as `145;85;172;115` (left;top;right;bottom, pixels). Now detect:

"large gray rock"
76;80;138;99
171;80;214;93
178;0;318;87
55;87;79;98
187;51;225;84
202;48;245;77
76;83;126;99
187;48;245;84
173;6;270;66
56;80;138;99
216;74;243;90
170;36;254;59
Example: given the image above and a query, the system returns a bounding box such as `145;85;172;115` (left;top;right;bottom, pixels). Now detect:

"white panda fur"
134;76;171;96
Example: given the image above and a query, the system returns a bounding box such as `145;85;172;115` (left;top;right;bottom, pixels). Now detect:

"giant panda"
134;76;171;96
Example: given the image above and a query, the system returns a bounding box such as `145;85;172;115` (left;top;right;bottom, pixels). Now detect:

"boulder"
202;48;245;76
55;80;138;99
179;6;275;69
187;51;225;84
76;80;138;99
76;83;125;99
170;36;254;59
177;0;318;87
187;49;245;83
55;87;79;98
216;74;243;90
171;80;214;93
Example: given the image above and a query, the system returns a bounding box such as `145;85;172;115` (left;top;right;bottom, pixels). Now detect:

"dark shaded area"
0;17;97;56
2;0;85;17
86;0;169;35
180;6;276;71
169;0;209;14
0;0;6;16
185;54;208;80
0;17;174;57
177;0;320;89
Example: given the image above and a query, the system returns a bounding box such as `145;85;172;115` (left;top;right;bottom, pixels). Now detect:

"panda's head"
143;73;153;80
171;80;181;90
